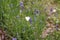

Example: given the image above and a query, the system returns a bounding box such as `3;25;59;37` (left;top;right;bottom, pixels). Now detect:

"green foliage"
0;0;60;40
54;0;60;4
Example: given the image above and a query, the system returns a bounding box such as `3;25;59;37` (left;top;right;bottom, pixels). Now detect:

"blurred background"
0;0;60;40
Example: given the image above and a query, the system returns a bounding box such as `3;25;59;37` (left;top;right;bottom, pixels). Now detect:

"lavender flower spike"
20;2;24;7
12;37;17;40
29;18;32;24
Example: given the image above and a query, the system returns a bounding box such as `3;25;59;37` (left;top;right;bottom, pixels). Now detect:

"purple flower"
29;18;32;24
20;2;24;10
50;8;53;12
50;8;56;13
34;9;40;15
20;2;24;7
12;38;17;40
